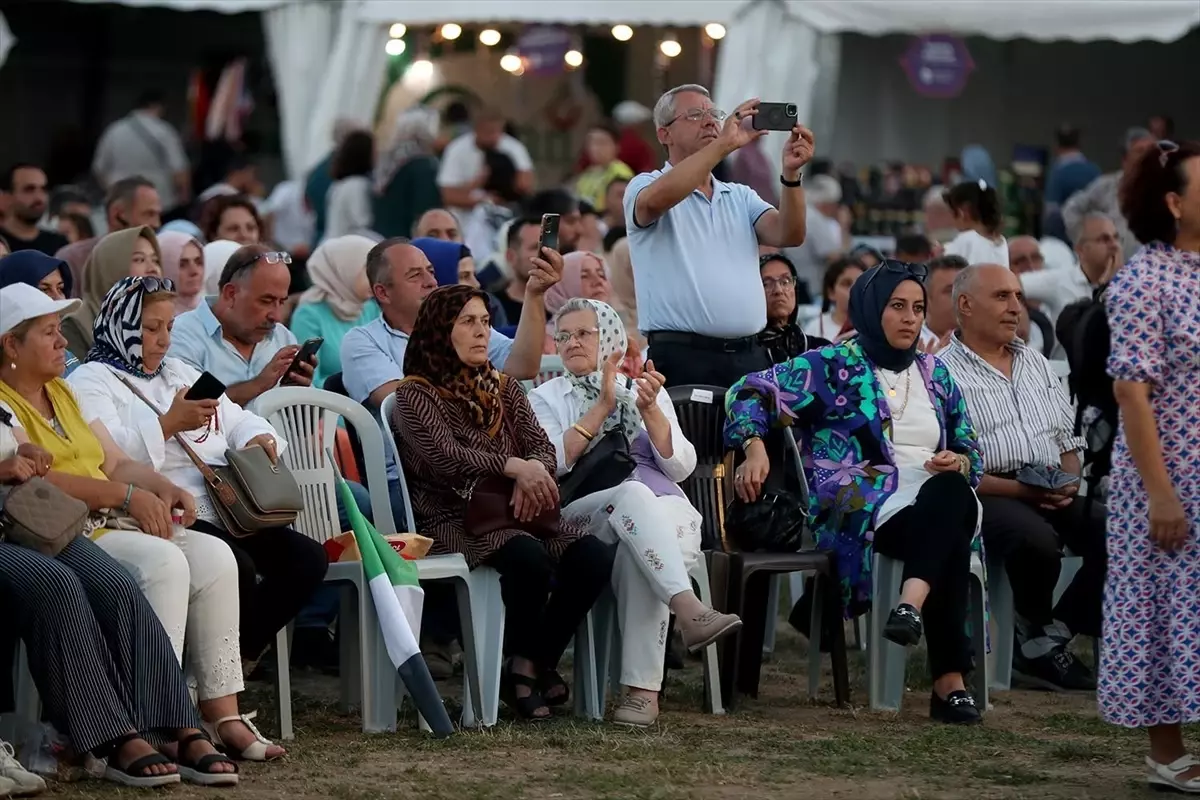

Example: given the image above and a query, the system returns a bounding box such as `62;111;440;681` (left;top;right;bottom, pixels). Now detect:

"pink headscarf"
157;231;205;314
543;251;616;354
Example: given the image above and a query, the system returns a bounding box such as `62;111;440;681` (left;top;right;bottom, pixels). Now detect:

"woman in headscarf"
758;251;829;364
0;250;81;374
61;226;162;358
411;236;508;327
540;251;644;375
725;262;986;725
373;106;442;239
158;231;207;315
529;298;740;727
290;234;380;389
391;285;613;721
201;239;240;297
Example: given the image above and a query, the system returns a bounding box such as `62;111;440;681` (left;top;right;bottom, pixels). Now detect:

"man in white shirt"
92;90;191;214
437;109;534;214
624;84;814;387
1019;213;1121;322
940;264;1105;692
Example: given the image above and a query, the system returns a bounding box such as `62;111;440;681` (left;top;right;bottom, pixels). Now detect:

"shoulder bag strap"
112;372;222;484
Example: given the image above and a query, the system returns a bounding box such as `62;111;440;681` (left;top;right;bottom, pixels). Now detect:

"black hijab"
757;252;824;363
848;262;927;372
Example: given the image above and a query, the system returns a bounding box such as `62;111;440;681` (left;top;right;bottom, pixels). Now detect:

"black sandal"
539;670;571;708
501;666;551;720
175;732;240;787
102;733;180;788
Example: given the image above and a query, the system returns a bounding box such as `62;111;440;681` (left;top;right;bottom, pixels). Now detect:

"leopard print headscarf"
401;284;503;437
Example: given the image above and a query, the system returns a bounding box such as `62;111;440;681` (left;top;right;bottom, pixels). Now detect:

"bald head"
1007;236;1044;275
413;208;462;242
953;264;1023;347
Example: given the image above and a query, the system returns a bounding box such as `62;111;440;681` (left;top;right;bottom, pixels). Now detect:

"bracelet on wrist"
120;483;135;513
780;173;803;188
742;436;763;453
572;423;595;442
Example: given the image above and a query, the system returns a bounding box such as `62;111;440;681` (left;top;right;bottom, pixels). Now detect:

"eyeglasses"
1158;139;1179;167
862;259;929;292
762;276;796;291
553;327;599;346
666;107;727;127
227;250;293;279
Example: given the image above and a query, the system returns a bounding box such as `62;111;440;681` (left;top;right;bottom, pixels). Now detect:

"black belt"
647;331;761;354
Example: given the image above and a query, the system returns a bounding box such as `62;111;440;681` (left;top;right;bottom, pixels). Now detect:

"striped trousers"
0;536;200;754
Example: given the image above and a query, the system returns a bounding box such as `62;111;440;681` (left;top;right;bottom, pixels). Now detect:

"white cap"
0;283;81;338
613;101;651;125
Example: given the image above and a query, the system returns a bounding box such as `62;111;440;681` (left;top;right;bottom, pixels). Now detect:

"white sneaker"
0;742;45;797
1147;755;1200;794
0;774;17;798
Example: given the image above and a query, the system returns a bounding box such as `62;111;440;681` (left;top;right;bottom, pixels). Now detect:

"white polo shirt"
624;164;773;339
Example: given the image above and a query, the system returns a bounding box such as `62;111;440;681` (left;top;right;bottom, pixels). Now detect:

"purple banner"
516;25;572;76
900;34;974;98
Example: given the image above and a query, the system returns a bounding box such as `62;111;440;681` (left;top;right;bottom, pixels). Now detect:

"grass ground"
48;622;1172;800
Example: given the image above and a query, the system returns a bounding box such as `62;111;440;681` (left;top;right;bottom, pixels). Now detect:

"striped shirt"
939;334;1084;474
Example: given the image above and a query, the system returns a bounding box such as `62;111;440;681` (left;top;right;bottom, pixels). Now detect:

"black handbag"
559;427;636;507
724;489;808;553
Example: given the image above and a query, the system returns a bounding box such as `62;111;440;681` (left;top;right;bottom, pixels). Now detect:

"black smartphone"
184;371;226;402
538;213;560;254
752;102;799;132
287;337;324;376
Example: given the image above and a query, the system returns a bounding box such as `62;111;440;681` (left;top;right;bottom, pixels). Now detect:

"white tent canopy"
57;0;1200;178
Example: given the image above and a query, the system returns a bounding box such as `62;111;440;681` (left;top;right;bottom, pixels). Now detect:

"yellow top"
574;161;634;212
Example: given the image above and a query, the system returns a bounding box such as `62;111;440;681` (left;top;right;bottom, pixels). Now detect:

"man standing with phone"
170;243;316;413
623;84;815;387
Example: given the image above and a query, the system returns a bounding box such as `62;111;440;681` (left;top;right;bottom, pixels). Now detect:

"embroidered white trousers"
93;527;244;701
564;481;703;691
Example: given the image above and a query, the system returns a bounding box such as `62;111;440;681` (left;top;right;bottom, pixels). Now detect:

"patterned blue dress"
1099;242;1200;728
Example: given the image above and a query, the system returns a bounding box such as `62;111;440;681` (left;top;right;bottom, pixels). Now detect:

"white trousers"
93;527;244;701
564;481;703;691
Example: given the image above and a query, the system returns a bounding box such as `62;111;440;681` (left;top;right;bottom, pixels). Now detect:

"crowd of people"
0;77;1196;796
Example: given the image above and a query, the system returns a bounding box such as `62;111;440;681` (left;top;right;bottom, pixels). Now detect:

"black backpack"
1055;288;1117;494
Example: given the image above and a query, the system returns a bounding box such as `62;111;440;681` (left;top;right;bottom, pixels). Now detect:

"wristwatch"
780;173;803;188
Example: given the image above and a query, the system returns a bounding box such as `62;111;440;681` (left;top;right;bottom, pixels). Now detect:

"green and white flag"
333;467;453;736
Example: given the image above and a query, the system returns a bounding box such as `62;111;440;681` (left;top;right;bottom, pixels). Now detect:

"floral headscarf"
86;275;176;379
558;299;640;444
401;284;503;437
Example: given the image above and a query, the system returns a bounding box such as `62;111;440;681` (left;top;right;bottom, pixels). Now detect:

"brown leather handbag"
0;478;89;557
463;377;560;538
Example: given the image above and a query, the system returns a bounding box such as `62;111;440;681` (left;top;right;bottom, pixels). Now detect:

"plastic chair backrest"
378;391;416;533
532;354;565;388
322;371;367;478
257;387;398;543
667;384;730;550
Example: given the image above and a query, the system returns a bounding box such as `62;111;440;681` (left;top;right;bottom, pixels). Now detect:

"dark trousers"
483;536;614;671
190;520;330;659
979;494;1107;638
873;472;979;680
648;335;771;389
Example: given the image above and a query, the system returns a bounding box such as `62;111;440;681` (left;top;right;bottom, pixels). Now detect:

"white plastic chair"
258;387;407;738
533;355;565;387
867;552;989;712
379;391;505;728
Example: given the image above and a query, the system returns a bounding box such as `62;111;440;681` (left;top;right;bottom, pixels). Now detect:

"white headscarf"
559;299;640;443
299;234;375;321
202;239;241;295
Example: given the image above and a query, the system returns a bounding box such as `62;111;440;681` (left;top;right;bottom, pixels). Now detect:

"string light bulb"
384;38;406;56
409;59;434;80
564;49;583;68
440;23;462;41
659;35;682;58
389;23;407;39
479;28;501;47
500;53;523;73
705;23;727;40
611;24;633;42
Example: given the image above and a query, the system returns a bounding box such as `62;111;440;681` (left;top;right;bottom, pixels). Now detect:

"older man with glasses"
169;244;311;413
623;83;816;388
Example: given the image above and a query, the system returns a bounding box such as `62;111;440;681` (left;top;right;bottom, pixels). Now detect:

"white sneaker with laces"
0;741;45;796
1147;754;1200;794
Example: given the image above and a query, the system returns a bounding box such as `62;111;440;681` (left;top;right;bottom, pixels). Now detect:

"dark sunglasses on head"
131;276;176;294
862;258;929;291
228;250;293;278
1158;139;1180;167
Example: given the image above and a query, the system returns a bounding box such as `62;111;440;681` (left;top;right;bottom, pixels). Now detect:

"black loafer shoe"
930;689;983;725
882;603;923;646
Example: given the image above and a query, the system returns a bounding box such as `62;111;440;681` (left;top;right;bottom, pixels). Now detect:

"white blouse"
68;357;285;521
527;376;696;482
873;362;941;528
944;230;1010;268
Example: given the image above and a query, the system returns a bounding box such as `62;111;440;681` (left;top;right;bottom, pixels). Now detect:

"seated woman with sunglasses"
529;298;742;727
725;261;987;724
169;245;315;415
69;276;328;706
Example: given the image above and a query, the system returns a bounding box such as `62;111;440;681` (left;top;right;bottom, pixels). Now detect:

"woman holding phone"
68;277;329;696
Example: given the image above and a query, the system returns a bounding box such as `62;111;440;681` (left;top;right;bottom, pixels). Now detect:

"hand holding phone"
538;213;560;255
282;337;322;388
752;102;799;132
185;371;226;402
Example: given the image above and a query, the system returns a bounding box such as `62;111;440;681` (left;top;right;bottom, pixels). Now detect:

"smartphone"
538;213;560;254
184;371;226;402
287;337;324;376
752;102;799;132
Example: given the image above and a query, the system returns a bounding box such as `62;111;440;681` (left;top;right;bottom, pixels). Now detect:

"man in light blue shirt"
169;244;313;415
340;236;559;518
624;84;816;387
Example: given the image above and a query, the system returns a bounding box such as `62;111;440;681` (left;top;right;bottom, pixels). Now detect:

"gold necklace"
881;368;912;421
